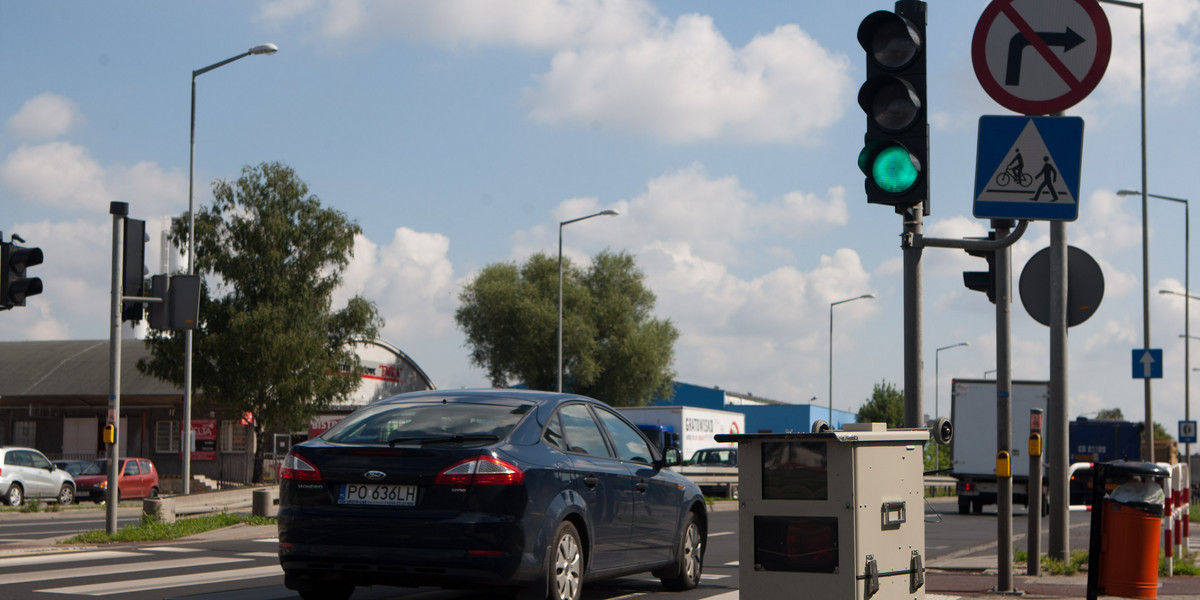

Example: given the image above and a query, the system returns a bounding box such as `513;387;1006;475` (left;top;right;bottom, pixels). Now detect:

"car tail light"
281;452;322;481
435;455;524;486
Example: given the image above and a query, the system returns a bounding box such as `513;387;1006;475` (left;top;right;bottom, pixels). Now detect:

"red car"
74;458;160;503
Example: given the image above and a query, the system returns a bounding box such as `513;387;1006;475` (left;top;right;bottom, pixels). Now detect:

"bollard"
252;488;278;517
143;497;177;523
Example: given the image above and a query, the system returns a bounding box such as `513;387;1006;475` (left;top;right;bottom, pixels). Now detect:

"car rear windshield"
80;460;109;476
322;401;534;446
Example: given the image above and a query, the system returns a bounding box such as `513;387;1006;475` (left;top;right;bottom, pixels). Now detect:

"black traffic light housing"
122;218;148;321
1;238;44;309
857;0;929;213
963;232;997;304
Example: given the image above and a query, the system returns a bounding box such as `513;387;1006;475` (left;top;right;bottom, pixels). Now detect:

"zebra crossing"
0;538;283;598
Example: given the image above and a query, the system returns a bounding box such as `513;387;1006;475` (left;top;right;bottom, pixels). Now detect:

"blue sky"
4;0;1200;434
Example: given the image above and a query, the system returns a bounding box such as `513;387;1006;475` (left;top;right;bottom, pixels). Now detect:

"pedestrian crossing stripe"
973;115;1084;221
38;564;280;596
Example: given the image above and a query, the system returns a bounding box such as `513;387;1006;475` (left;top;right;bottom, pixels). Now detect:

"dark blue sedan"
278;389;707;600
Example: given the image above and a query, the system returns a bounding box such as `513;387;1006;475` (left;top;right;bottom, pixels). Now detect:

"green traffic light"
871;145;919;193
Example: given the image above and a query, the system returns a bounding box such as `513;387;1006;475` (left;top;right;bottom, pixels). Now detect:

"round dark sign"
1019;245;1104;327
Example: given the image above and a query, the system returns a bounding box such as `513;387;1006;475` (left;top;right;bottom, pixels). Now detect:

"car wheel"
958;499;970;515
4;484;23;507
548;521;583;600
58;484;74;506
298;583;353;600
148;486;159;498
659;512;703;591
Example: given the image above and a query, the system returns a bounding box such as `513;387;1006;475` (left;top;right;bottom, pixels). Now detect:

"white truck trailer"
617;405;745;461
950;378;1050;514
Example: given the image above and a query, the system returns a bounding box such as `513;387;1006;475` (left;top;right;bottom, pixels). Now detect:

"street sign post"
1131;349;1163;379
972;0;1111;115
975;115;1083;220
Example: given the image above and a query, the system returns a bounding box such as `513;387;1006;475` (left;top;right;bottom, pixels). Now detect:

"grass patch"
1162;549;1200;576
60;513;275;544
18;501;61;513
1041;550;1089;575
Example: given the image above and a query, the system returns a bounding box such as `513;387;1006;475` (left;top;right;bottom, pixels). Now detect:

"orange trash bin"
1099;497;1162;599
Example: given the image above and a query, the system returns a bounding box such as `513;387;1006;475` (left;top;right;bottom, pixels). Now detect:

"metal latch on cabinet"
857;550;925;599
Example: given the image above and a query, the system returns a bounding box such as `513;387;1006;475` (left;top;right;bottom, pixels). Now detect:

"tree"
1095;408;1124;420
456;250;678;406
856;381;904;428
139;162;382;482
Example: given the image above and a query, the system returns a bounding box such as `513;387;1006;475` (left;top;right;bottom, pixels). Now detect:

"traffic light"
122;218;148;321
857;0;929;212
1;239;43;308
963;233;997;304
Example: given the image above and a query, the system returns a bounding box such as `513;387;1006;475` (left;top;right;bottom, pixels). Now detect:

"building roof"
0;339;180;399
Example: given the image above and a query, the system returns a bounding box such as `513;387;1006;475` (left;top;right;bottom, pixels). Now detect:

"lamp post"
184;43;278;494
557;209;619;392
935;342;968;472
1123;189;1188;464
829;294;874;425
984;369;997;378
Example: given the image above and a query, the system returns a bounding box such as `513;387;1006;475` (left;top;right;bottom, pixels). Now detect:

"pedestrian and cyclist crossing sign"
974;115;1084;221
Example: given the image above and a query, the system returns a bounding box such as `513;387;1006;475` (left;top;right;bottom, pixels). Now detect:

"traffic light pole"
902;206;924;428
994;219;1014;591
107;202;126;535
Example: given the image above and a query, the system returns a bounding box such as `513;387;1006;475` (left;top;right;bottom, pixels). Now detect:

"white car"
0;447;75;506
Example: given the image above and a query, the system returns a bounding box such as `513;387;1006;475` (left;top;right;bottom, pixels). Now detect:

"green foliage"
1165;550;1200;576
855;381;904;428
923;440;951;476
61;513;275;544
1040;551;1088;575
1095;408;1124;420
139;163;382;480
456;250;678;406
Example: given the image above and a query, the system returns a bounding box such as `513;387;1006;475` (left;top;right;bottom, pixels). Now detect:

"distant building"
652;382;858;433
0;338;433;488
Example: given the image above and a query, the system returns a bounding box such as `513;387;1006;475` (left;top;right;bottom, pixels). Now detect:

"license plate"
338;483;418;506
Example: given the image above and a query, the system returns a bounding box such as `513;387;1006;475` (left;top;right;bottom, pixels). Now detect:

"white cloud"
258;0;851;143
527;18;852;143
336;228;459;344
1101;0;1200;105
258;0;655;48
0;142;185;215
6;93;82;142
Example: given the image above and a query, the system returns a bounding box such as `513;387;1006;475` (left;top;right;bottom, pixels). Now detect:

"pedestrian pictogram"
972;0;1111;115
975;115;1083;220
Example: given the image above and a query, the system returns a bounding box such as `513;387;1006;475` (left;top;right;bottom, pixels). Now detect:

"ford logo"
364;471;387;480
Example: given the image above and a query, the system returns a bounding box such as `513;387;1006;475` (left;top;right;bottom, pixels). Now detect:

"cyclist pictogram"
995;148;1033;187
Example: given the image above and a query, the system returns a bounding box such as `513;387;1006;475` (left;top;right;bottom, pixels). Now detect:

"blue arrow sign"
974;116;1084;221
1131;349;1162;379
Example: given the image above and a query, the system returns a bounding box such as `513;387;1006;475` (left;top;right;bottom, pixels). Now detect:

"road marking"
0;556;247;585
708;531;733;537
237;552;278;558
700;573;729;580
0;550;143;568
253;538;278;543
38;564;281;596
141;546;202;553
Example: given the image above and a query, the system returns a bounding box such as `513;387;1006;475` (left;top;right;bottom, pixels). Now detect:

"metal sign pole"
106;202;126;534
994;220;1014;591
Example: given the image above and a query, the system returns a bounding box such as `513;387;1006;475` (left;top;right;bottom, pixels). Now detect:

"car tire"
659;512;703;591
58;484;74;506
298;583;353;600
3;484;23;507
148;486;159;498
958;499;970;515
548;521;583;600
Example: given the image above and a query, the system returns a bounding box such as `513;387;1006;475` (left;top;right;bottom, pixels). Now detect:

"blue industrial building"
650;382;858;433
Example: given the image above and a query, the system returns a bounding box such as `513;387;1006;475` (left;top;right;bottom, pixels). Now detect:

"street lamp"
829;294;874;425
557;209;619;392
184;43;278;494
984;369;997;378
1122;189;1188;465
935;342;968;472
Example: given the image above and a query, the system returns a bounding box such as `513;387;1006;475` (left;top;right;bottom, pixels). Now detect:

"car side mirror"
662;447;683;467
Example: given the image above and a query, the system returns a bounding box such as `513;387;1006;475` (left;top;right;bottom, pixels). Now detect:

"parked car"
0;446;75;506
74;458;160;503
687;447;737;467
52;460;92;477
279;389;707;600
